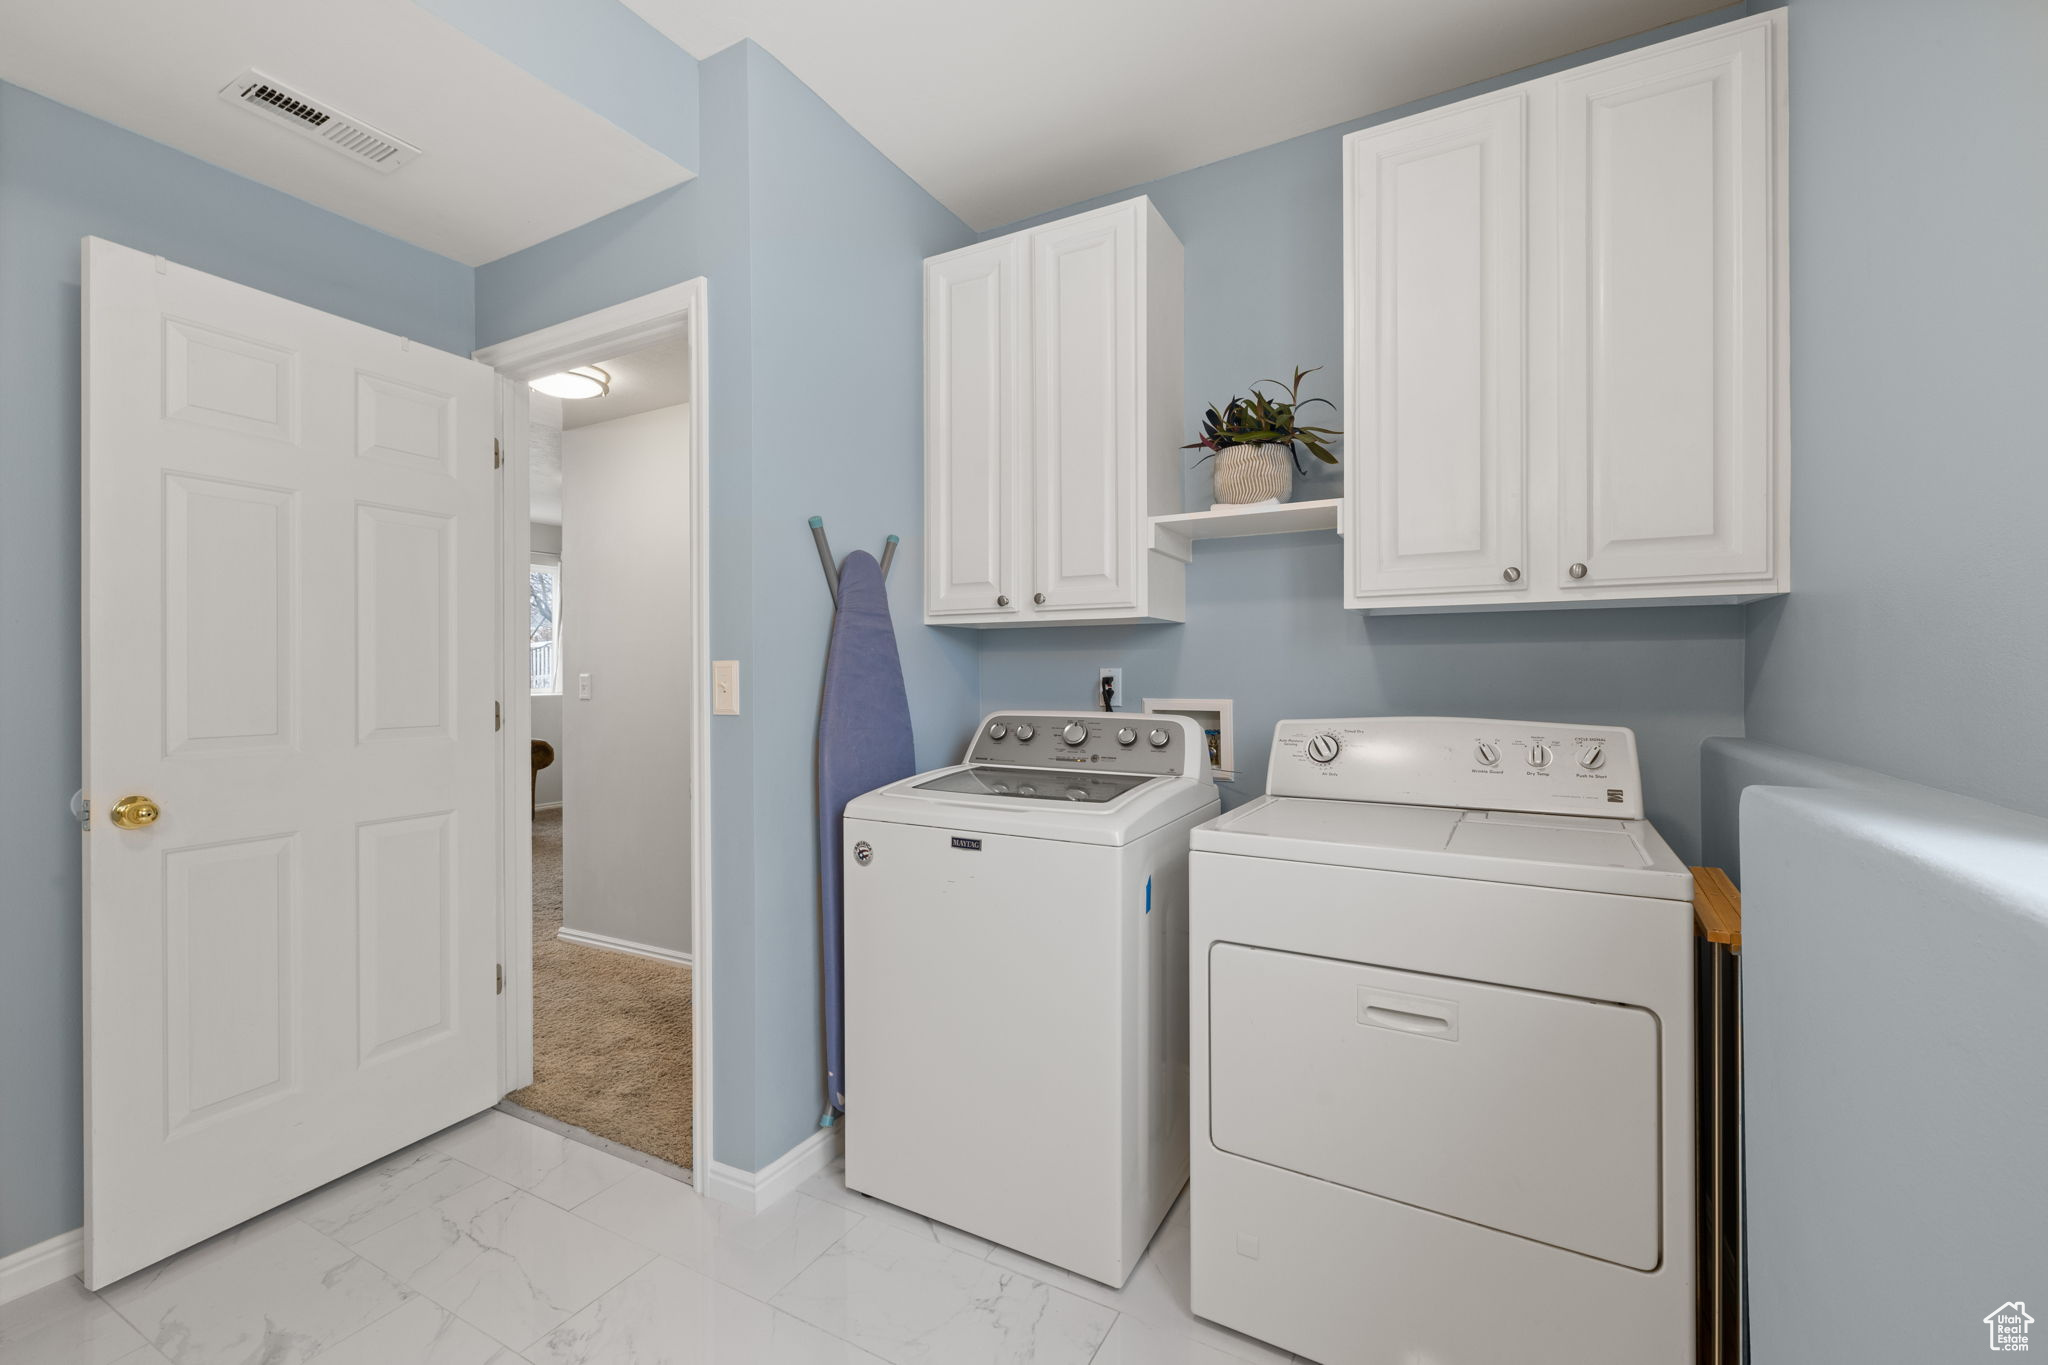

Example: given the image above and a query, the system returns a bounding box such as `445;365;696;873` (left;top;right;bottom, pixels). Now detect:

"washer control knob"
1014;724;1035;742
1061;722;1088;746
1475;742;1501;767
986;722;1008;740
1527;744;1553;769
1116;727;1137;746
1148;728;1171;748
1579;744;1606;770
1306;733;1342;764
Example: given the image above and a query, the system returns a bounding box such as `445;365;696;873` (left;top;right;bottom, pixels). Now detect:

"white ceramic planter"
1210;443;1295;509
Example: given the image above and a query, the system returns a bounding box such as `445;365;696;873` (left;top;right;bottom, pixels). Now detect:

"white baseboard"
555;925;692;967
0;1228;82;1305
533;801;563;812
705;1125;843;1215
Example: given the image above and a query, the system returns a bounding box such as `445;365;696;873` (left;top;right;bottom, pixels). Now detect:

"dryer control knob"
1061;722;1088;746
1475;742;1501;767
1528;744;1554;769
1014;724;1035;741
1148;728;1170;748
1116;727;1137;746
1579;744;1606;770
986;723;1007;740
1306;733;1342;764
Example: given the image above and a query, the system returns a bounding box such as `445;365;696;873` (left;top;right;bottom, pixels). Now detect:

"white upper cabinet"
1344;12;1788;613
1555;19;1776;590
925;197;1185;626
1346;90;1530;599
925;237;1026;619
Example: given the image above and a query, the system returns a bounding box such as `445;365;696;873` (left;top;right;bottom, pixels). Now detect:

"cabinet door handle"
996;595;1010;607
1033;592;1047;605
1501;567;1521;583
1568;562;1589;580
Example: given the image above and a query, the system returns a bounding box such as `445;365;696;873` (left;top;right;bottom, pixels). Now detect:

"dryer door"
1208;945;1663;1269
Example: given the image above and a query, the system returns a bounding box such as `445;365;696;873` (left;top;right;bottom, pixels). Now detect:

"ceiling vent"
218;70;420;173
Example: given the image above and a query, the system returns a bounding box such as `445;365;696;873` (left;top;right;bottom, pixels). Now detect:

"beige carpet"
509;808;693;1169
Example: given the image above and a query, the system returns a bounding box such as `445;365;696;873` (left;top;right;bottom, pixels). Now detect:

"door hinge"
495;701;503;731
493;438;503;469
496;964;504;994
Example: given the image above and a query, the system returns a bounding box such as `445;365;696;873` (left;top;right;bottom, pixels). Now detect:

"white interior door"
81;237;502;1287
1344;91;1530;602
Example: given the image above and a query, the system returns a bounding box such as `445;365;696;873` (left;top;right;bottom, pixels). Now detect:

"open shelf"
1151;498;1341;560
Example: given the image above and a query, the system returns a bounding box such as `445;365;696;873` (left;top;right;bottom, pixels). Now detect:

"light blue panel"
1699;736;1911;880
1740;780;2048;1361
0;80;474;1260
1740;0;2048;819
971;6;1756;865
412;0;699;170
979;537;1745;863
734;44;977;1168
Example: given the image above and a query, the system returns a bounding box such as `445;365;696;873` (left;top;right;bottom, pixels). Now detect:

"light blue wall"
973;6;1756;862
1739;0;2048;821
0;80;475;1260
477;42;978;1169
412;0;700;170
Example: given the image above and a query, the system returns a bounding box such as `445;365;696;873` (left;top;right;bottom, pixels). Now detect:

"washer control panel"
965;711;1203;780
1267;717;1642;819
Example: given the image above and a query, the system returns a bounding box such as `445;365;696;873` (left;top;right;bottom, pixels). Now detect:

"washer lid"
1191;795;1692;900
847;765;1216;846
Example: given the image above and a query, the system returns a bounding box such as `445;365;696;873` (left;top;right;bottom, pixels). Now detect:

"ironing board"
816;550;915;1114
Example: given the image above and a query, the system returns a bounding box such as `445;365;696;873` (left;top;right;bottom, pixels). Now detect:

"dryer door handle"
1358;987;1460;1042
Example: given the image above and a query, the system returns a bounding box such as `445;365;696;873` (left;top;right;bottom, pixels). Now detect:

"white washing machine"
1189;718;1695;1365
844;711;1219;1287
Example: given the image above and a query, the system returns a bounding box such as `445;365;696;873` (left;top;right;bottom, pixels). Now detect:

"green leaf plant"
1181;365;1343;476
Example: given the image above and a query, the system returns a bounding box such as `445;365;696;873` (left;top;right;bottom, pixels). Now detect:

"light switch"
577;673;592;700
713;660;740;715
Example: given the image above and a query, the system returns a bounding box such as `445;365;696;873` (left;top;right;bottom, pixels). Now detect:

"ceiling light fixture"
529;366;611;400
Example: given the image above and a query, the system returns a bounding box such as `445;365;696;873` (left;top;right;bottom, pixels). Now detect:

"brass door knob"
110;795;161;830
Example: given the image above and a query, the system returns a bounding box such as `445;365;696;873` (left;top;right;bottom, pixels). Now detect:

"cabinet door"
1030;206;1140;613
1345;92;1529;602
1555;21;1778;587
926;239;1025;619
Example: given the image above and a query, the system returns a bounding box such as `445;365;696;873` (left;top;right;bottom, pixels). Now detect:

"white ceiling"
531;336;693;523
0;0;693;265
623;0;1723;230
561;335;694;430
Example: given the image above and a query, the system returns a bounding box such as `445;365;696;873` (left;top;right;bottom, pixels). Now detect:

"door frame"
473;279;712;1187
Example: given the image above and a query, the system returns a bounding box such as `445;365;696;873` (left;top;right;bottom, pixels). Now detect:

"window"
530;559;563;695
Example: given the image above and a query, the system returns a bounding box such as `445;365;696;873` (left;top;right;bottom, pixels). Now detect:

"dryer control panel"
963;711;1206;781
1266;717;1642;819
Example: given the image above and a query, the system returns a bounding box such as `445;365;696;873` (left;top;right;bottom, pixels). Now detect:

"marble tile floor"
0;1110;1317;1365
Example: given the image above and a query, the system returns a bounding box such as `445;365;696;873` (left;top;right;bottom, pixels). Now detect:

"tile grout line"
722;1194;871;1313
510;1242;661;1357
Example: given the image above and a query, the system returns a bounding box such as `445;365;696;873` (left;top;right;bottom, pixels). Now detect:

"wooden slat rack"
1690;866;1744;1365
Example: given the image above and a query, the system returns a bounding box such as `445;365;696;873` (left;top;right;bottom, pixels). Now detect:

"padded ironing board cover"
817;550;915;1113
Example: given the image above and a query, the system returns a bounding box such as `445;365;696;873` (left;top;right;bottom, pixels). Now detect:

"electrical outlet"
1098;667;1124;711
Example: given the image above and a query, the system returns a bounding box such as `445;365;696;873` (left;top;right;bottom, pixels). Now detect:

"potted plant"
1183;366;1342;509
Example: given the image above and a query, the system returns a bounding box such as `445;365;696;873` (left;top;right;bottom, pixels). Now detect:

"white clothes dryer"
845;711;1219;1287
1189;717;1696;1365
